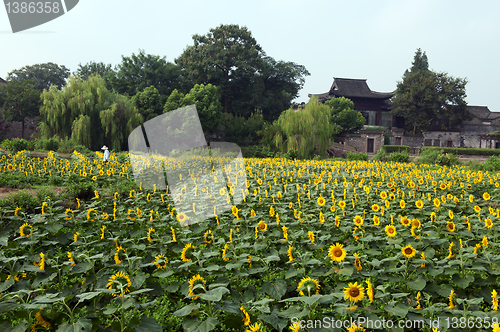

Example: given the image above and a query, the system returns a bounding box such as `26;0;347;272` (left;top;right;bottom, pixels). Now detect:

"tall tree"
112;49;181;99
74;61;114;89
391;49;471;133
0;78;41;138
175;24;265;114
325;97;365;134
132;86;163;121
273;97;341;159
39;75;142;151
8;62;70;91
163;84;223;136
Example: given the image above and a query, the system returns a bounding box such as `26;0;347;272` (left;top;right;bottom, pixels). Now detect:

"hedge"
381;145;411;154
420;146;500;156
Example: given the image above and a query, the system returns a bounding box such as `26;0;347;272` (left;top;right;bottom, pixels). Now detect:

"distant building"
309;77;399;127
0;77;6;86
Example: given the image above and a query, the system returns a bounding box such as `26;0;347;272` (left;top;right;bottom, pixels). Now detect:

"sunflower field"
1;148;500;332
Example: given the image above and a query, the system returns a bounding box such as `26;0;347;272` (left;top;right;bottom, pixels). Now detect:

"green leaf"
183;316;219;332
453;274;474;288
262;279;287;301
71;262;92;274
135;316;162;332
0;279;15;292
198;287;229;302
173;303;201;317
407;276;426;291
56;318;92;332
384;303;409;317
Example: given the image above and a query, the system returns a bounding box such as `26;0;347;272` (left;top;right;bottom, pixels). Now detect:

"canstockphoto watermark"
4;0;79;33
128;104;247;226
290;316;447;330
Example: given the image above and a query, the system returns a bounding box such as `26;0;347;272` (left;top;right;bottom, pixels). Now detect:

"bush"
34;137;60;151
386;151;410;163
0;190;41;214
346;152;368;161
1;138;30;152
66;179;95;200
419;149;459;166
382;145;411;154
240;145;276;159
435;153;459;167
373;149;387;161
58;139;77;154
420;147;500;156
481;155;500;172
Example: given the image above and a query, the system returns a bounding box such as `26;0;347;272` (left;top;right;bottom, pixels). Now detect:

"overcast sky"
1;0;499;111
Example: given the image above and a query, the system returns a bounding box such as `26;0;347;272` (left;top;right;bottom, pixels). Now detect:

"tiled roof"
309;77;394;101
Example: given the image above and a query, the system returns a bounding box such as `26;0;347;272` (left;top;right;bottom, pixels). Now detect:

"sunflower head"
188;274;206;300
328;243;347;262
385;225;397;237
344;282;365;303
297;277;320;296
257;220;267;232
402;244;417;259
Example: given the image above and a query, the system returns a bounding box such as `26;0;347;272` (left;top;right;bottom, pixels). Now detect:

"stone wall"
0;113;40;140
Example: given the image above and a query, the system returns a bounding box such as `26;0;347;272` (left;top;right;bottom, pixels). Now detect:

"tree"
273;97;341;159
132;86;163;121
39;75;142;151
391;49;471;133
112;49;181;99
74;61;114;88
163;84;223;136
8;62;70;91
325;97;365;134
0;79;42;138
176;24;265;114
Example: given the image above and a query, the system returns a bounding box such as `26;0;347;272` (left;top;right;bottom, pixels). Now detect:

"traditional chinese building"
309;77;399;128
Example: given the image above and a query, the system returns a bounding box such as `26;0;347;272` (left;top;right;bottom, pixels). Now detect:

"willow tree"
274;97;341;159
40;75;142;151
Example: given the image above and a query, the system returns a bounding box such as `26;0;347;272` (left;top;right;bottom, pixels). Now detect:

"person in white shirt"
101;145;110;163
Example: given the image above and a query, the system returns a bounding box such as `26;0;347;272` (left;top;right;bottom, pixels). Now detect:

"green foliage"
346;152;368;161
482;155;500;171
418;149;459;166
274;97;340;159
39;75;143;151
8;62;70;90
391;49;470;133
164;84;223;135
0;78;42;138
420;146;500;156
386;151;410;163
112;49;181;98
0;171;45;188
0;189;41;213
240;145;275;158
382;145;411;154
1;138;31;152
220;110;265;145
175;24;309;120
325;97;365;134
132;86;163;121
33;137;60;151
435;152;459;166
373;148;387;161
74;61;114;88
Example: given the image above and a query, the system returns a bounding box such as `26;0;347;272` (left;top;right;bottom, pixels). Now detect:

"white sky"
1;0;499;111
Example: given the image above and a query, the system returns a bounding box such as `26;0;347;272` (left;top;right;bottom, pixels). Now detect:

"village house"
310;77;500;153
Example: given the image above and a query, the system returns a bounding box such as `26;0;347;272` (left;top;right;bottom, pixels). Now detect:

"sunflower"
385;225;397;237
288;202;293;209
338;200;346;209
240;307;251;326
181;243;194;262
353;215;364;227
415;200;424;209
297;277;320;296
67;252;76;266
448;289;455;309
400;200;406;209
328;243;347;262
282;226;288;240
114;246;125;264
250;209;256;218
287;245;295;261
354;253;362;271
347;323;366;332
222;243;229;262
7;164;14;171
402;245;417;259
446;221;456;232
448;210;454;220
380;191;388;199
154;254;168;269
177;212;188;223
245;322;263;332
14;207;21;217
317;196;326;206
308;231;315;243
483;192;491;201
485;218;494;229
469;194;474;203
258;220;267;231
41;202;48;215
434;198;441;207
492;289;498;311
319;211;325;223
19;223;32;237
219;187;226;196
400;216;411;227
344;282;365;303
147;227;155;243
373;215;380;226
204;230;214;243
366;279;374;302
412;219;421;229
440;183;447;190
188;274;206;300
482;236;489;248
256;178;263;185
371;204;380;212
474;205;481;213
